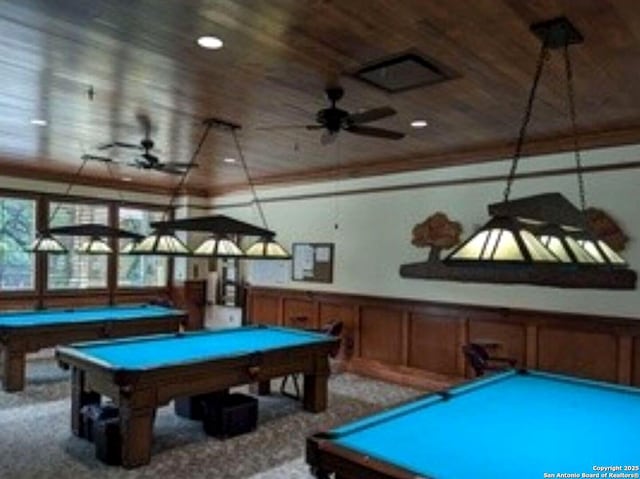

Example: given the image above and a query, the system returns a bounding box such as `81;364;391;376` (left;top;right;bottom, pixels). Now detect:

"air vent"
353;53;452;93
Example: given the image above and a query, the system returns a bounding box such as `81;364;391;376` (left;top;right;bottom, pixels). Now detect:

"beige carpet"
0;360;420;479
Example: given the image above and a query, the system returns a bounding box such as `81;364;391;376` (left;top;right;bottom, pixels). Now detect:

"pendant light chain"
231;129;269;230
47;155;90;223
564;41;586;212
163;121;214;220
503;38;550;202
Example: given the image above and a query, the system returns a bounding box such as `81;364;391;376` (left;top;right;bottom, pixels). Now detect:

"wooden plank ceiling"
2;0;640;197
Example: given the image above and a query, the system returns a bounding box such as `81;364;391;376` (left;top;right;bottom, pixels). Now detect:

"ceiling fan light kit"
400;17;637;290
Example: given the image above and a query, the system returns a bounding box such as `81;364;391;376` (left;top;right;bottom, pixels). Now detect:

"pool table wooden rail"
56;332;339;468
307;432;426;479
0;309;184;392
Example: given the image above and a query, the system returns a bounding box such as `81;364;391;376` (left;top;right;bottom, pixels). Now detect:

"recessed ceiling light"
197;36;224;50
121;176;132;182
223;157;236;163
30;119;47;126
411;119;428;128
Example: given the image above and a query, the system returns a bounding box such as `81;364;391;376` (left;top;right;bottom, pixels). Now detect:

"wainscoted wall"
247;286;640;390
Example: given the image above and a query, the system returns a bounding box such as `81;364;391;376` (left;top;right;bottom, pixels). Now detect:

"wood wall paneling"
468;319;527;373
246;287;640;390
359;306;403;365
633;337;640;387
248;294;280;326
408;313;462;376
537;327;618;382
283;298;318;329
43;293;111;309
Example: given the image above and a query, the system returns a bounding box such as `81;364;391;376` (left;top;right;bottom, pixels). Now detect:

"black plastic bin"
80;404;118;442
202;393;258;439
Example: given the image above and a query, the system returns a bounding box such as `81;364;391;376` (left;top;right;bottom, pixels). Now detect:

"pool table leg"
303;373;329;413
2;346;26;392
70;368;101;437
119;389;156;468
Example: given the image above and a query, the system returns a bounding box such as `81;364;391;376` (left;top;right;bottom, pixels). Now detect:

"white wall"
210;144;640;319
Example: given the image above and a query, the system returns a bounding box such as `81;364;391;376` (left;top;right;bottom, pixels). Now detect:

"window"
47;202;109;290
118;207;168;288
0;196;35;290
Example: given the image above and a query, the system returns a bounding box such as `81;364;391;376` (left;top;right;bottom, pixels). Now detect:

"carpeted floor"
0;359;421;479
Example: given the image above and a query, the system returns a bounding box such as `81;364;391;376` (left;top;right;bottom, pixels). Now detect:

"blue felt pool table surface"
63;326;333;370
0;304;183;328
327;370;640;479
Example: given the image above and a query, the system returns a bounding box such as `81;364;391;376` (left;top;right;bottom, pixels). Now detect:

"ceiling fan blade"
157;166;188;175
254;124;313;131
98;141;141;150
345;125;405;140
306;125;324;130
163;162;198;168
347;106;396;124
140;152;159;163
320;130;338;145
82;154;117;163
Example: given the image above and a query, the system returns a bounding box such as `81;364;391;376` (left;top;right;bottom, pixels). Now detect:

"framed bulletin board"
292;243;334;283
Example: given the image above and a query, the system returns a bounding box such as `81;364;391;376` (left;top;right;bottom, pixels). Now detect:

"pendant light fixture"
400;17;636;289
130;119;217;256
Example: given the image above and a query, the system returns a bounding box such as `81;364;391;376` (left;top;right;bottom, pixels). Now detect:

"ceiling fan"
82;114;198;175
258;86;405;145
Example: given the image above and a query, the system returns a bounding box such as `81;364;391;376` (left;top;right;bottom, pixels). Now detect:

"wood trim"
0;162;209;198
209;126;640;198
247;286;640;389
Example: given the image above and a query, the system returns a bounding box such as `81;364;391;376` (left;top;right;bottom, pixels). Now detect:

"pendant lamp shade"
446;216;559;264
76;236;113;254
536;224;598;264
131;231;190;255
245;237;291;259
119;240;138;254
193;235;243;257
27;233;67;253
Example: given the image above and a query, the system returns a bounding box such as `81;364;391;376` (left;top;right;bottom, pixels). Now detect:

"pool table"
0;304;185;392
307;369;640;479
56;325;339;468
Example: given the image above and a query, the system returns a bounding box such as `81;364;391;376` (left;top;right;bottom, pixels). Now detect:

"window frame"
116;205;171;291
0;190;38;295
0;187;172;303
44;198;111;293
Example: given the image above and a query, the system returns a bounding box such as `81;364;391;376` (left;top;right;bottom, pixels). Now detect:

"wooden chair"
462;343;516;377
280;320;344;400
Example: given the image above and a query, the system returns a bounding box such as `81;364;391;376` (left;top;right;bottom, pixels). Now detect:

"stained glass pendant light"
27;232;67;253
193;235;243;257
244;237;291;259
131;230;190;255
76;236;113;254
400;18;636;289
